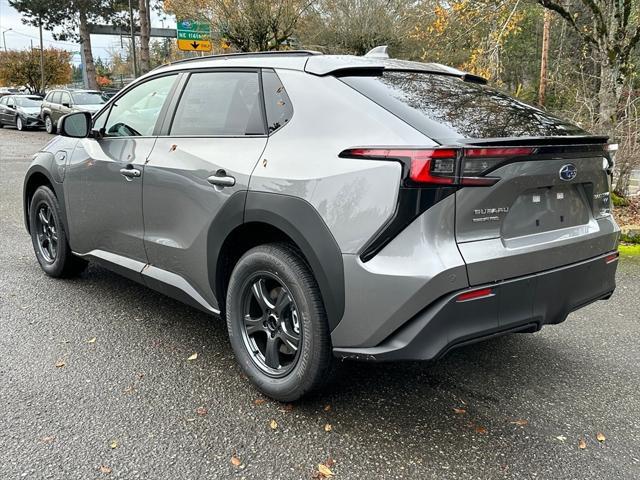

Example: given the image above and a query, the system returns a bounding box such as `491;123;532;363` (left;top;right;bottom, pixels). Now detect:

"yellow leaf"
231;455;241;466
318;464;334;477
253;398;266;405
510;419;528;426
324;423;332;432
270;419;278;430
187;353;198;361
110;440;118;449
55;359;65;368
88;337;97;344
596;432;606;442
578;438;587;449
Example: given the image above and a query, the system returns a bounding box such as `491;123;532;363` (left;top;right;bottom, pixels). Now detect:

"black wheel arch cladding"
23;165;69;237
208;191;345;330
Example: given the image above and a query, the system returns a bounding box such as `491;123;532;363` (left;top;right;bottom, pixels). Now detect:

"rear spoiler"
452;135;609;147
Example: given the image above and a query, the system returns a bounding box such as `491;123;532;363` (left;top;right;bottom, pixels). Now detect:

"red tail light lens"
456;287;494;302
605;251;619;264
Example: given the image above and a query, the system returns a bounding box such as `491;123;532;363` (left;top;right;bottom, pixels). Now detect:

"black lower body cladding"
333;251;618;361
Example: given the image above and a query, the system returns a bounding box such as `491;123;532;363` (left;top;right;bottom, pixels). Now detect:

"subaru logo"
559;164;577;181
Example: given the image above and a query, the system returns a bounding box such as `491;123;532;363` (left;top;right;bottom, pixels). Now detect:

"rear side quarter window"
262;69;293;133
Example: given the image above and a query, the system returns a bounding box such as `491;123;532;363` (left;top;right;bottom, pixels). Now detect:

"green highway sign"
176;19;212;52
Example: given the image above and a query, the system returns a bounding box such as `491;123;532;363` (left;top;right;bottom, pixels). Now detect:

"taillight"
340;146;535;186
605;251;619;264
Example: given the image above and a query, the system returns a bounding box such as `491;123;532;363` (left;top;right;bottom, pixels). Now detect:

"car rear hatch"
453;138;618;284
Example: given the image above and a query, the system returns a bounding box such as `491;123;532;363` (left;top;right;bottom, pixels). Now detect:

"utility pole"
39;18;45;95
538;10;551;106
128;0;139;77
2;28;12;52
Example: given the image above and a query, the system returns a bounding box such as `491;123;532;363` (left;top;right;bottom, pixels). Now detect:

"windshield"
72;92;106;105
341;71;586;141
15;97;42;107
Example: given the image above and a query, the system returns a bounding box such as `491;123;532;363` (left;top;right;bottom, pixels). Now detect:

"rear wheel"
226;243;334;401
44;115;56;134
29;186;87;277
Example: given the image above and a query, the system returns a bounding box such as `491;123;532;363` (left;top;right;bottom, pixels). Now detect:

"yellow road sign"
177;39;212;52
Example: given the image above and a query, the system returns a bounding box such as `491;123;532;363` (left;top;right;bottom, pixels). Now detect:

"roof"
152;50;487;84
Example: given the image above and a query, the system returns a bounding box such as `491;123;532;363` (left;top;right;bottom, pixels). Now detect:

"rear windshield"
341;71;586;141
72;92;106;105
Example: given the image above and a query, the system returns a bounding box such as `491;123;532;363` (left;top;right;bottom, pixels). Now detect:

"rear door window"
60;92;71;106
262;69;293;133
170;71;265;136
341;71;586;141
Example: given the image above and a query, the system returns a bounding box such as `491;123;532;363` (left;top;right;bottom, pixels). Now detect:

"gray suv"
23;51;620;401
41;89;106;134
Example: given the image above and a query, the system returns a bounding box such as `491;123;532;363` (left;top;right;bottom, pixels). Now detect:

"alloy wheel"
240;273;302;377
45;116;52;133
16;117;23;131
34;202;58;263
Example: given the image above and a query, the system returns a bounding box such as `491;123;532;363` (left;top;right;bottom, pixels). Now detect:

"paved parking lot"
1;127;639;479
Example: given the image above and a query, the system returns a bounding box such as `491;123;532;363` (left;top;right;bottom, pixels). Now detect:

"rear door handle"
120;167;141;178
207;170;235;188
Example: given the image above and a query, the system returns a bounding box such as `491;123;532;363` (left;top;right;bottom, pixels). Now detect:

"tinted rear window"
341;71;585;141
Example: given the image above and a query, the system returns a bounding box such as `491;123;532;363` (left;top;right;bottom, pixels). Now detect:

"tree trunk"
538;10;551;106
78;10;98;90
596;53;622;137
139;0;150;73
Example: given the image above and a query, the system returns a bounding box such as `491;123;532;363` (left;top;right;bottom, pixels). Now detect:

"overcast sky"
0;0;176;64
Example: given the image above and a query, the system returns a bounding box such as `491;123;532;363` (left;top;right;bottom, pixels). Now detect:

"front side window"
262;69;293;133
170;71;264;136
51;92;62;104
103;74;177;137
7;97;15;108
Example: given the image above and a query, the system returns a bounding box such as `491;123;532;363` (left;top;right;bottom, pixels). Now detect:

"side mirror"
58;111;92;138
62;102;71;108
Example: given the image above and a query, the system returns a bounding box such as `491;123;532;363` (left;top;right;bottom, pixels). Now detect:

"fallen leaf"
475;425;488;434
453;407;466;414
578;438;587;449
41;436;55;444
230;455;241;466
110;440;118;449
99;465;112;474
323;404;332;412
556;435;567;442
317;463;334;477
324;423;332;432
55;359;65;368
88;337;97;344
253;398;266;405
596;432;606;442
187;353;198;361
325;458;336;468
196;406;208;416
270;419;278;430
279;403;294;412
510;419;528;426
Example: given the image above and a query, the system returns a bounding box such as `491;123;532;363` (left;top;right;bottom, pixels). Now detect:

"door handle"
207;170;235;188
120;167;141;178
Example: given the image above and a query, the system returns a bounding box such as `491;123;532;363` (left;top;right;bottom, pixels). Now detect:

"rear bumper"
333;251;618;361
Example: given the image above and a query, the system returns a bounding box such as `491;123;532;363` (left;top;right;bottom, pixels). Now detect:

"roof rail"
153;50;322;71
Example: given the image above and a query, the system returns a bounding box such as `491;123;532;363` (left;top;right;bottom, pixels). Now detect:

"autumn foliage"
0;48;72;93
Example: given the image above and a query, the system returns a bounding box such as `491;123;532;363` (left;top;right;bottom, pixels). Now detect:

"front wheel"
226;243;334;401
29;186;87;277
44;115;56;134
16;116;25;131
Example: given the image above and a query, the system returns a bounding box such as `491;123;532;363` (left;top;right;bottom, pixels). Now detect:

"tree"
139;0;151;73
535;0;640;133
301;0;415;55
0;48;72;92
163;0;316;51
9;0;127;90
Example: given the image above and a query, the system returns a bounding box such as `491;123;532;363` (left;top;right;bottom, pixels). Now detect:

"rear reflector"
456;287;494;302
605;252;619;264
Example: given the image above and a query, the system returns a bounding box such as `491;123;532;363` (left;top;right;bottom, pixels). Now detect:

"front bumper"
21;115;44;127
333;251;618;361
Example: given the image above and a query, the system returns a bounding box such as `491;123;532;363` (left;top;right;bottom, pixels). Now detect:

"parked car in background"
41;89;106;134
0;95;44;130
0;87;20;98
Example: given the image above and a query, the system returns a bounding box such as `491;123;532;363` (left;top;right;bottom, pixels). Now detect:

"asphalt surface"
1;127;639;480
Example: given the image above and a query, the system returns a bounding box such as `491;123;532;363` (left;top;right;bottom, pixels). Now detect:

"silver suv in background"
23;50;619;401
40;89;106;134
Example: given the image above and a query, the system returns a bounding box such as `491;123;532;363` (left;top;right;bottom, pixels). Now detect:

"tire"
29;186;87;278
16;116;24;131
44;114;56;134
226;243;334;401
